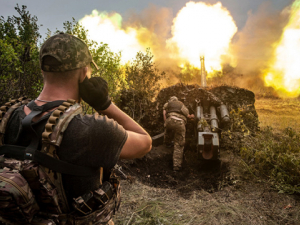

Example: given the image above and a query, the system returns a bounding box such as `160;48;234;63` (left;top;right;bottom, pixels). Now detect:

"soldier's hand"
188;114;195;119
79;77;111;111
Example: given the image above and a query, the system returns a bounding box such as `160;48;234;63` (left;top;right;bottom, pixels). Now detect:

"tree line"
0;5;165;119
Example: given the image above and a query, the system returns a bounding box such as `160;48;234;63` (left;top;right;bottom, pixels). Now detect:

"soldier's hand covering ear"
79;77;111;111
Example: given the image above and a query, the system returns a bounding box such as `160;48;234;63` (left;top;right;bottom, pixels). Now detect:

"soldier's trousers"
164;117;186;168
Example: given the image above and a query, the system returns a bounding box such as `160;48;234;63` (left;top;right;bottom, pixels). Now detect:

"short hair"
43;69;80;84
42;60;91;85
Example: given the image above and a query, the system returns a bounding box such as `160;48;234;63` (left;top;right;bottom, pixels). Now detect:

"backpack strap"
0;99;99;176
41;99;83;213
0;97;31;146
23;100;66;150
0;98;106;217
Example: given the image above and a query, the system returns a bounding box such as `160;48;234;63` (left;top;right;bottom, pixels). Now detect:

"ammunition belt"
0;97;31;123
41;99;78;146
0;97;31;145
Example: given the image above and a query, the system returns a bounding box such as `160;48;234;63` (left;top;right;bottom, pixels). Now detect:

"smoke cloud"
231;2;289;75
123;1;291;91
124;5;184;84
124;5;180;72
81;1;294;94
223;2;290;94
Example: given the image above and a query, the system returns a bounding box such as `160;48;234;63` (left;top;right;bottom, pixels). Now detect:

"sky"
0;0;293;40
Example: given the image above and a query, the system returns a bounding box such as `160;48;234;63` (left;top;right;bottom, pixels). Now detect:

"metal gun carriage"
195;56;230;160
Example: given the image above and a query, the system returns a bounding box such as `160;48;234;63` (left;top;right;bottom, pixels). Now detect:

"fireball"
264;0;300;97
79;10;145;63
166;2;237;73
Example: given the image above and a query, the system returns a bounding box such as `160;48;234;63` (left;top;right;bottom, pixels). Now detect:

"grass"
115;177;300;225
255;98;300;133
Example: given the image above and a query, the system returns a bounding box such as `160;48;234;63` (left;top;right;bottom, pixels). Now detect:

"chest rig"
0;97;120;225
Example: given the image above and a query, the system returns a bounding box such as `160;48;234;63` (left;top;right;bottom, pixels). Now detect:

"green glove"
79;77;111;111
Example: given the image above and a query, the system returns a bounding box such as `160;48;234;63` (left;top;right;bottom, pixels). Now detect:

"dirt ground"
119;145;230;196
114;97;300;225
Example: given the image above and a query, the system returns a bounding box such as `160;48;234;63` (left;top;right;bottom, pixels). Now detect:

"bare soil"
116;144;300;225
120;145;231;196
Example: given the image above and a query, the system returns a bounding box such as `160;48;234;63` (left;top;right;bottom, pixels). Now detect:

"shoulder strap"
0;99;101;214
0;97;31;146
0;99;99;176
41;99;83;213
22;100;65;150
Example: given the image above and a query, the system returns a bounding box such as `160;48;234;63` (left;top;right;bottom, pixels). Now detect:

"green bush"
0;5;42;104
119;49;165;122
221;108;299;194
240;126;300;194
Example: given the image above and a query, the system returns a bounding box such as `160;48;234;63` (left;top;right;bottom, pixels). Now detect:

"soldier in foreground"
163;96;194;171
0;33;152;224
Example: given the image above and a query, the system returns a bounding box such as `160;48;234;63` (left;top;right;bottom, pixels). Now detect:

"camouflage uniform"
163;100;189;170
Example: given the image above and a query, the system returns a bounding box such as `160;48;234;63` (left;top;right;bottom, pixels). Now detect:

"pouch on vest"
0;98;81;223
0;167;39;223
0;98;120;224
166;101;186;116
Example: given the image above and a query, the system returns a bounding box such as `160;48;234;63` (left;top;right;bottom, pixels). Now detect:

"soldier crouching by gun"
0;32;152;225
163;96;194;171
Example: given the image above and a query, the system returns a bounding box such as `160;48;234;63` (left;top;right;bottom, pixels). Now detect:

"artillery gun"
151;57;231;161
196;57;230;160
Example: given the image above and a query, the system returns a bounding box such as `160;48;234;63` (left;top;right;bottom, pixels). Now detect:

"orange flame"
264;0;300;97
166;2;237;73
79;10;145;63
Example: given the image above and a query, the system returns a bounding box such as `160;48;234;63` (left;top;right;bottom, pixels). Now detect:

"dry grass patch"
255;98;300;132
114;179;300;225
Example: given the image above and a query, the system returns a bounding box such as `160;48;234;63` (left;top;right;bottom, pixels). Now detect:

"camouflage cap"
40;32;98;72
169;96;178;102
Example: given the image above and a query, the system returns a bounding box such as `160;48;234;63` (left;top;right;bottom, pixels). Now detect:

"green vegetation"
0;5;42;104
177;63;199;83
0;5;165;118
59;19;165;115
241;126;300;194
120;49;165;122
1;4;300;225
223;105;300;194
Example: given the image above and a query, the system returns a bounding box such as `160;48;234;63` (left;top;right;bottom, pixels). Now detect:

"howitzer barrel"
200;56;207;87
